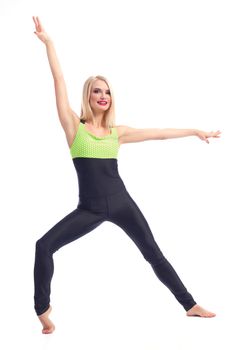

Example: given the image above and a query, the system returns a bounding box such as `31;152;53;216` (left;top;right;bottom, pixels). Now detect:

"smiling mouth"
97;101;108;105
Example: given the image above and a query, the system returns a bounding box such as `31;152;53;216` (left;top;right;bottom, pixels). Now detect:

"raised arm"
117;125;221;145
32;16;79;146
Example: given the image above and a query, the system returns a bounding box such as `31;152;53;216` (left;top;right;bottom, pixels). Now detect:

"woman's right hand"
33;16;52;44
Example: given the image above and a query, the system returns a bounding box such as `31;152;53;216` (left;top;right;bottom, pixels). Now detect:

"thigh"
37;207;106;254
108;190;164;257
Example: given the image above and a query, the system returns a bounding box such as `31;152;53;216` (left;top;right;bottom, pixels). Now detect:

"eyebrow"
93;87;110;91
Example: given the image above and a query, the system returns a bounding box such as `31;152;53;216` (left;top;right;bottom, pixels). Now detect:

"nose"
103;90;110;98
100;95;108;100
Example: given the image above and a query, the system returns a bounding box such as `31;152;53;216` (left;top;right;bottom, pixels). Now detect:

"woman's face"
89;79;111;114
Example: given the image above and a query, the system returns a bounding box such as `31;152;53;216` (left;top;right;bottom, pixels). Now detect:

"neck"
89;112;106;128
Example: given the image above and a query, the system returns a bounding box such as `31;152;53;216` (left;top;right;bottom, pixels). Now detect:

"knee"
35;238;51;255
142;246;166;266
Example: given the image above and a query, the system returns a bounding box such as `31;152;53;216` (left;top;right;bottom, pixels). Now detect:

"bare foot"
186;304;216;318
38;305;55;334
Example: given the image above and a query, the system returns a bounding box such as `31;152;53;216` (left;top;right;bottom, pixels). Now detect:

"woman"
32;16;220;334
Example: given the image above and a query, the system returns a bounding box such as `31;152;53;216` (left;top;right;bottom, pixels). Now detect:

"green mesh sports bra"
70;121;120;159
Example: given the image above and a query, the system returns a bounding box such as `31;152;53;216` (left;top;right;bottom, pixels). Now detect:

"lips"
98;101;108;105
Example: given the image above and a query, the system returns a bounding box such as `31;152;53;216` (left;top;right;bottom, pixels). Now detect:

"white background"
0;0;233;349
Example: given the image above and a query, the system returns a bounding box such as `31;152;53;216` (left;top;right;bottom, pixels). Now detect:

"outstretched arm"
117;125;221;145
32;16;78;140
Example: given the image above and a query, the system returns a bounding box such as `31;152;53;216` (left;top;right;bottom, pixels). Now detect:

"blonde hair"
80;75;116;128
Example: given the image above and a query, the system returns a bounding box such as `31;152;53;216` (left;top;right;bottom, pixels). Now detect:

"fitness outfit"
34;119;197;316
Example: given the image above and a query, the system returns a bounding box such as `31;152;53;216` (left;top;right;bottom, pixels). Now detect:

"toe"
42;328;53;334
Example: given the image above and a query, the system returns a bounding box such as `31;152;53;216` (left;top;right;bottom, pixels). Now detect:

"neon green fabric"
70;122;120;159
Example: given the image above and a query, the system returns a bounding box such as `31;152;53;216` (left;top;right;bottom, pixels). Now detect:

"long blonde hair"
80;75;116;128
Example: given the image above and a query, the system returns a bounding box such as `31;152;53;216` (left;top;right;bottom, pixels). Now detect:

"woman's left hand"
195;130;221;144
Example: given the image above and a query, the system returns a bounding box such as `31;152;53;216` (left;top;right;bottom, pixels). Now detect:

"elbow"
155;134;166;140
153;129;166;140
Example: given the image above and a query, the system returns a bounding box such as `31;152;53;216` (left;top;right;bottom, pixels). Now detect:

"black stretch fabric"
34;121;197;315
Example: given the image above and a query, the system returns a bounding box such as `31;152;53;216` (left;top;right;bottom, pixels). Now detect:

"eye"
93;89;111;95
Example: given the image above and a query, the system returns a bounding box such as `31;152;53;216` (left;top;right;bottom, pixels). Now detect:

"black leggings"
34;188;197;315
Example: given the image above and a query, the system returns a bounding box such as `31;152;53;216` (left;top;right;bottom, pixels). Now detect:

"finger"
33;16;39;30
34;16;39;26
32;16;37;26
36;16;43;30
36;17;41;30
214;132;221;137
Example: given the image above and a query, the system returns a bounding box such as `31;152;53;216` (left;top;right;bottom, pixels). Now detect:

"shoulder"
115;125;139;137
114;125;128;138
115;125;138;145
114;124;148;145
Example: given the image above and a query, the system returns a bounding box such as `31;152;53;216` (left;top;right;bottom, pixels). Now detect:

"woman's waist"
78;177;127;199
